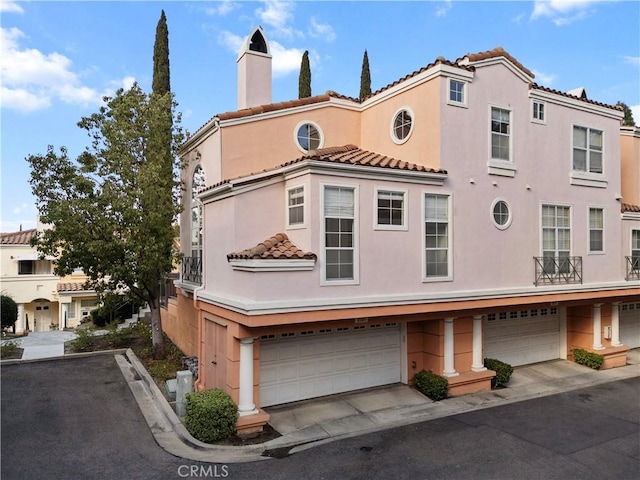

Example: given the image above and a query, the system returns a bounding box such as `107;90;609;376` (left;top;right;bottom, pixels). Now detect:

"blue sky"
1;0;639;232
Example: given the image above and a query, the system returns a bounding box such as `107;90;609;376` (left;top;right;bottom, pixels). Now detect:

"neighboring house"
161;27;640;432
0;221;98;333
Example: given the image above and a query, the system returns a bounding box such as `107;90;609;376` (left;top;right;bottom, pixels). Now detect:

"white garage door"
260;323;401;407
484;308;560;367
620;302;640;349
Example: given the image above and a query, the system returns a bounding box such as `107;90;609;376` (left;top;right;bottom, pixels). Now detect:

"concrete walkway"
1;331;77;360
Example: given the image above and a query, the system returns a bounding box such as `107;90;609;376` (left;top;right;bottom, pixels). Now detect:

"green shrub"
1;295;18;331
1;341;19;358
413;370;449;401
184;389;238;443
71;326;95;352
104;323;131;348
572;348;604;370
484;358;514;387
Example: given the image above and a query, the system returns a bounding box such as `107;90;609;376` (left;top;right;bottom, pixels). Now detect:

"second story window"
448;79;466;106
296;122;322;152
532;100;545;123
542;204;571;272
376;189;406;229
287;186;305;227
424;194;450;279
323;186;356;283
573;126;603;174
491;107;511;161
588;207;604;253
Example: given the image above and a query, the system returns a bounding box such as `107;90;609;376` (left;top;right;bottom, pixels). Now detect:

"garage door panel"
260;326;401;407
620;303;640;349
484;312;560;367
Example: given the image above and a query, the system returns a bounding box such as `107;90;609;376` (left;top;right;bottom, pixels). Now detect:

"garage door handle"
211;361;217;365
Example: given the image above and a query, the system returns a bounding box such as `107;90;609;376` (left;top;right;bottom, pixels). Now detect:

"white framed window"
375;188;407;230
190;165;206;259
588;207;604;253
390;107;414;144
322;184;358;284
448;79;467;107
423;193;451;281
287;185;305;228
491;198;512;230
541;204;571;274
632;230;640;268
68;300;77;319
532;100;546;123
490;106;511;161
573;126;603;174
295;121;323;153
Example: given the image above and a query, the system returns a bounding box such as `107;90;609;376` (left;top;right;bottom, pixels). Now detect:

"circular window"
491;199;512;230
391;108;414;144
295;122;323;153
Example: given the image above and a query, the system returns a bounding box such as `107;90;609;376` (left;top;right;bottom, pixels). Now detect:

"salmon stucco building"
161;27;640;432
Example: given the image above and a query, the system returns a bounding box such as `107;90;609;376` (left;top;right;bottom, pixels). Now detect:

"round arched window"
391;108;414;144
295;122;322;152
491;199;512;230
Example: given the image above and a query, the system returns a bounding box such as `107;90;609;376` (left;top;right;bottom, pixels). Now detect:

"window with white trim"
573;126;603;174
448;79;466;106
287;186;304;227
424;194;450;278
532;100;545;123
324;186;356;282
376;189;406;229
296;122;322;152
191;165;206;258
542;205;571;273
491;199;512;230
588;207;604;253
491;106;511;161
391;108;413;143
632;230;640;267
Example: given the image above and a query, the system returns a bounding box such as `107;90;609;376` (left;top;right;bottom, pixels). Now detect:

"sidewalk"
1;331;77;360
117;347;640;464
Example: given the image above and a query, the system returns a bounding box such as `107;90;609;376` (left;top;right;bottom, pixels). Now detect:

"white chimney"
237;26;272;110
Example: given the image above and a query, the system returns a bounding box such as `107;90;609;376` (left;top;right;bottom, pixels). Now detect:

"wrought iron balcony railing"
626;256;640;281
534;256;582;286
181;256;202;285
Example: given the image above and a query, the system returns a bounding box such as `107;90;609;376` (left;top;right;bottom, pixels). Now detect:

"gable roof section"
228;233;316;261
201;144;446;195
458;46;534;79
1;228;37;245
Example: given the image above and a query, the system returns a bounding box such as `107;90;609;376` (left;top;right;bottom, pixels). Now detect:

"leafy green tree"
28;84;184;359
359;50;371;100
298;50;311;99
1;294;18;331
617;101;636;126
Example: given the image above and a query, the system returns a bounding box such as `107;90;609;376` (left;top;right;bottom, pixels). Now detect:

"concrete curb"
0;348;129;366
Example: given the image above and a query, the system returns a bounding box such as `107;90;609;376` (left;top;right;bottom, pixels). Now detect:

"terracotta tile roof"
0;228;37;245
227;233;317;261
202;144;446;193
530;83;623;111
57;282;91;292
622;203;640;213
458;46;534;78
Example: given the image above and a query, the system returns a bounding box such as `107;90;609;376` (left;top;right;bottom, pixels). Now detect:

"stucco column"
442;318;459;377
16;304;25;333
238;338;258;415
592;304;604;350
610;302;622;347
61;304;68;330
471;315;486;372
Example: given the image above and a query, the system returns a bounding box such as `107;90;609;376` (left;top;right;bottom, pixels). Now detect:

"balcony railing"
181;256;202;285
626;256;640;281
534;256;582;286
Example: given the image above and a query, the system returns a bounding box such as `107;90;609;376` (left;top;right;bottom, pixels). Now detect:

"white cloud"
255;0;296;38
531;0;606;25
218;30;244;55
623;56;640;67
531;69;556;85
435;0;452;17
0;27;132;113
269;41;305;78
308;17;336;42
204;0;240;16
0;0;24;14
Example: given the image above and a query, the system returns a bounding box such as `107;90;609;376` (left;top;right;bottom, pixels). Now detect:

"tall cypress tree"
359;50;371;100
298;50;311;99
152;10;171;96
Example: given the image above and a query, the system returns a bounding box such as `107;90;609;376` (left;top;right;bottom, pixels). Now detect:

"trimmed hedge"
184;389;238;443
413;370;449;401
572;348;604;370
484;358;514;387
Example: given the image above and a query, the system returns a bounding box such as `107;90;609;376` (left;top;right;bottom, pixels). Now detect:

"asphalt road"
2;355;638;480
